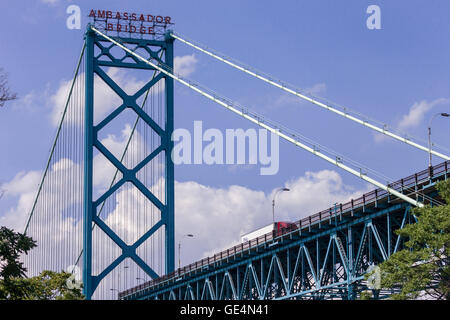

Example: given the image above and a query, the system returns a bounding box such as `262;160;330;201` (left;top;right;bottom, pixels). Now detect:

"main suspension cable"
91;26;424;208
169;31;450;162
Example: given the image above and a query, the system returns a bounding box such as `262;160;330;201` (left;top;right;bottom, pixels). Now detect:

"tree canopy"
0;226;84;300
366;179;450;299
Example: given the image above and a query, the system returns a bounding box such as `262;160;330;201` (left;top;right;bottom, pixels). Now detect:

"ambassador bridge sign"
89;9;174;37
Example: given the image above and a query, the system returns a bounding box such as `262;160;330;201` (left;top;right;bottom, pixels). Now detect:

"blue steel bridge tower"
83;24;175;299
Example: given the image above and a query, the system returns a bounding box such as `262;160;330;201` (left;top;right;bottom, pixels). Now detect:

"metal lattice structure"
120;161;449;300
83;26;175;299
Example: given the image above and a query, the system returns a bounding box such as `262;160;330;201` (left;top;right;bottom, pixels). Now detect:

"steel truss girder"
130;202;420;300
83;27;175;299
95;36;165;70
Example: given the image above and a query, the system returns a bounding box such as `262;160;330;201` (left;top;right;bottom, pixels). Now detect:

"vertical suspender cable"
71;50;164;270
23;43;86;234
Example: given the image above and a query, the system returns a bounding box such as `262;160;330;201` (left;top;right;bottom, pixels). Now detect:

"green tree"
368;180;450;299
0;226;84;300
0;226;36;299
17;270;84;300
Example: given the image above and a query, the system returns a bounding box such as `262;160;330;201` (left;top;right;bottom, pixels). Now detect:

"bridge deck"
119;161;449;299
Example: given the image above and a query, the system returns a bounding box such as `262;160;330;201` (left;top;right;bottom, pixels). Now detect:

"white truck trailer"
240;222;297;243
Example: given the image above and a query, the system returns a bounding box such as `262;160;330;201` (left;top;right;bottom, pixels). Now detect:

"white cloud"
305;83;327;97
273;82;327;109
1;168;368;262
175;181;267;260
373;98;450;144
278;170;368;219
174;169;368;264
49;68;150;127
49;78;73;126
1;158;85;280
10;91;39;111
40;0;59;6
174;54;198;77
0;158;82;232
1;171;41;196
93;123;133;191
0;171;41;232
9;83;53;112
372;131;390;143
398;98;450;131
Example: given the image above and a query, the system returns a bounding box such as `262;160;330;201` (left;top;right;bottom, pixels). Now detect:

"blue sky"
1;0;450;270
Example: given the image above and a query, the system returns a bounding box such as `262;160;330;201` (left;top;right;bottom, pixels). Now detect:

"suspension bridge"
21;17;449;300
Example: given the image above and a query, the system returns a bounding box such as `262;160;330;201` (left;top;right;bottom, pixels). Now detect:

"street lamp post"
110;288;119;299
428;113;450;168
272;188;290;224
117;265;128;285
178;234;194;269
112;265;129;300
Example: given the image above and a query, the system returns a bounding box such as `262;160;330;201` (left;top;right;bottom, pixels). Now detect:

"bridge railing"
119;160;449;299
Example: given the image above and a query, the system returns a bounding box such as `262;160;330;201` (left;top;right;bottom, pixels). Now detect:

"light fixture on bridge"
428;112;450;168
178;234;195;269
272;187;290;224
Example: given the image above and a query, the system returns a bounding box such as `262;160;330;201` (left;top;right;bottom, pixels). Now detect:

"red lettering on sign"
97;10;105;18
89;9;174;35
